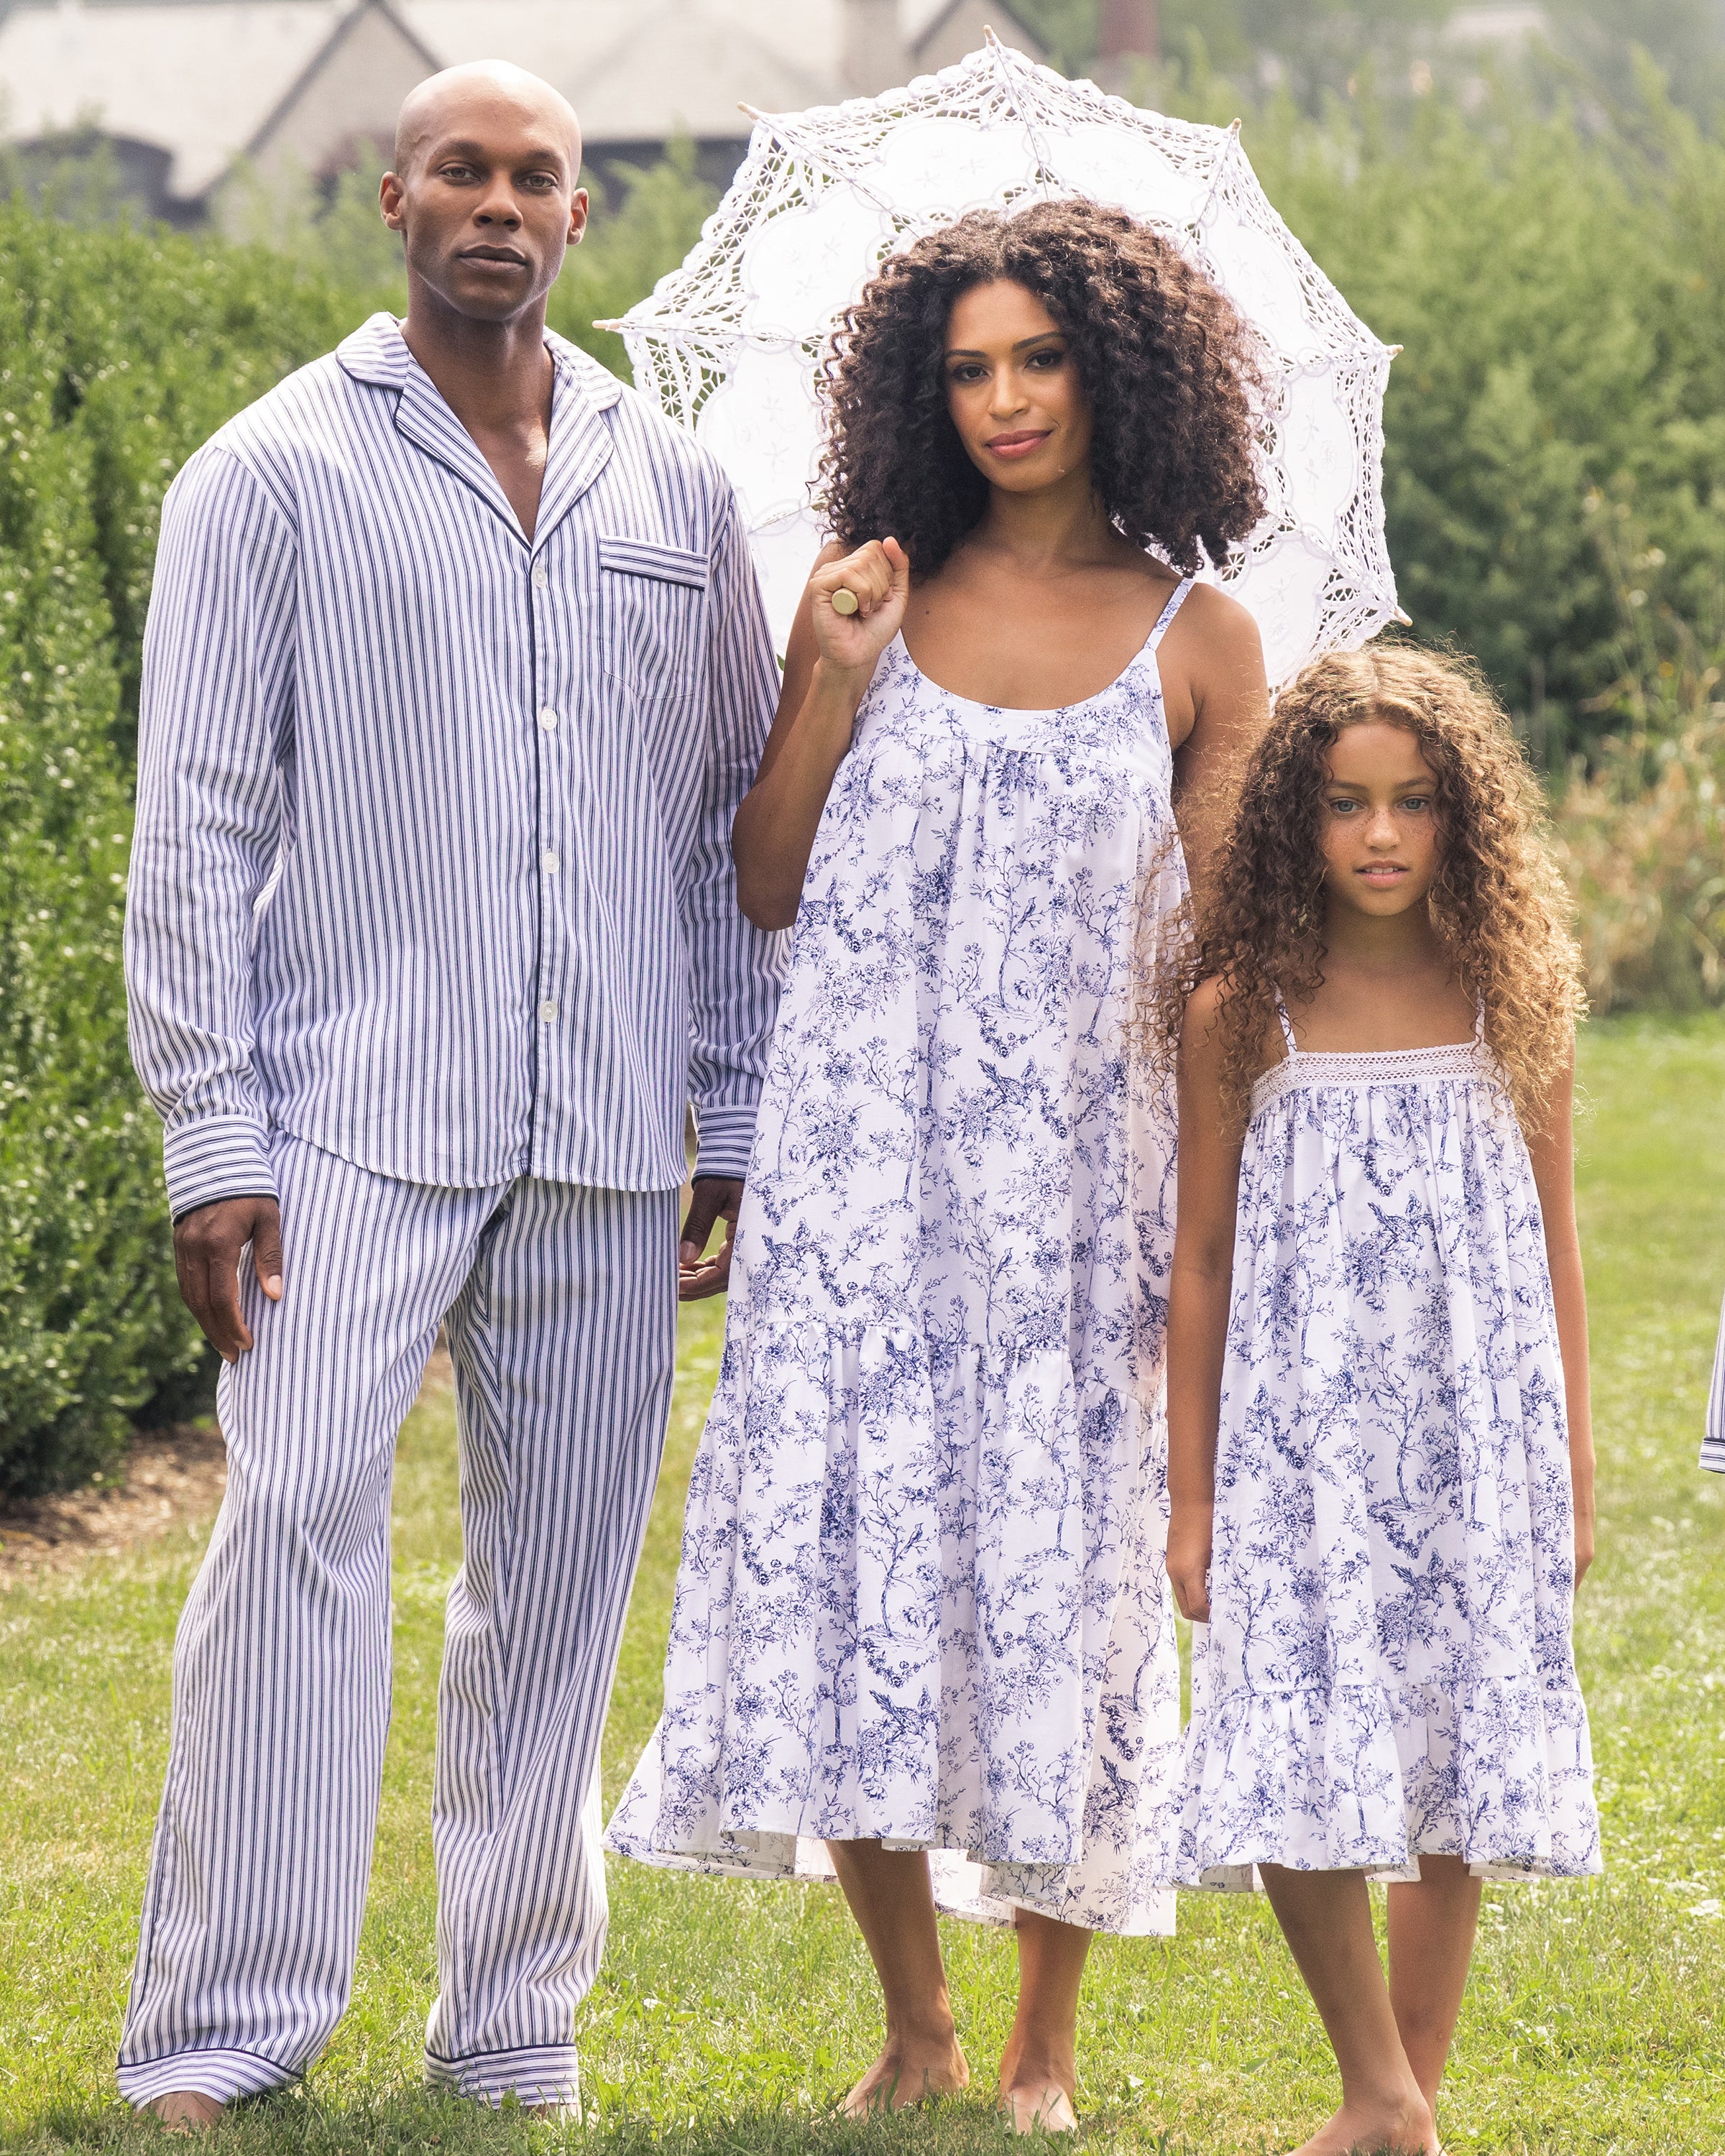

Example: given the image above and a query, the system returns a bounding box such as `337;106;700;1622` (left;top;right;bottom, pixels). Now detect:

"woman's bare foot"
1289;2086;1438;2155
144;2091;224;2134
825;1840;971;2117
842;2034;970;2116
998;2075;1077;2134
997;2024;1078;2134
994;1908;1087;2134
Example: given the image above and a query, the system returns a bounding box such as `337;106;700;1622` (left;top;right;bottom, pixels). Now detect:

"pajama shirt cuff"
691;1098;758;1182
162;1113;280;1222
1701;1436;1725;1475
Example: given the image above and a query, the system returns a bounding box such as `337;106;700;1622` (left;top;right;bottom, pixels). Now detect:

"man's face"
381;84;588;323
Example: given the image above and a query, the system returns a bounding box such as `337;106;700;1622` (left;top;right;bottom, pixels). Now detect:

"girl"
608;199;1270;2129
1163;647;1601;2156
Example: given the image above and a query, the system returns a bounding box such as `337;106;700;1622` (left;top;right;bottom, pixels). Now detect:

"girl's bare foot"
144;2092;224;2134
1288;2086;1438;2155
842;2035;970;2116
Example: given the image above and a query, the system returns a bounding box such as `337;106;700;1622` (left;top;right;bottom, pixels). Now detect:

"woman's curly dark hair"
818;198;1267;576
1151;645;1586;1132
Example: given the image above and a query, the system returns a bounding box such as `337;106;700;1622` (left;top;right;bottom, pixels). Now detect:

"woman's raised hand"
731;536;909;930
809;538;909;673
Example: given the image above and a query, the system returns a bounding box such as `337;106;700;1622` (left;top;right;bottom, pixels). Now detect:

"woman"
608;199;1270;2129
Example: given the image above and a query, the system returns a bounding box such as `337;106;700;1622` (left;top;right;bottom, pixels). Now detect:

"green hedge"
1245;71;1725;764
0;212;357;1496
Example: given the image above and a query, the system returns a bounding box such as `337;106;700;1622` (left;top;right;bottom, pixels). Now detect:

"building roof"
0;0;356;198
0;0;1046;211
397;1;834;142
393;0;1035;141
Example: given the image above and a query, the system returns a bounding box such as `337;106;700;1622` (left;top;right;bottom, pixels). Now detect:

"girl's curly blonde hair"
1154;644;1585;1131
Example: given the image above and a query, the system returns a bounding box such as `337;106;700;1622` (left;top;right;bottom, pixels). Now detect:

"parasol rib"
981;29;1057;193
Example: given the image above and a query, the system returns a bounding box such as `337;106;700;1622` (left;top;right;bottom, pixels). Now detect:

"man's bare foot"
1289;2088;1438;2155
841;2036;970;2116
998;2076;1077;2134
144;2092;224;2134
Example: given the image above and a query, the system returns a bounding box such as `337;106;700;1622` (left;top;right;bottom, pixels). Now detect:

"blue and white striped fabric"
1704;1289;1725;1474
125;313;786;1221
116;1136;676;2110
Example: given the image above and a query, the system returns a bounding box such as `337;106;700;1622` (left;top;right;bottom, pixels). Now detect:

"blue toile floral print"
1180;1018;1602;1888
605;581;1200;1934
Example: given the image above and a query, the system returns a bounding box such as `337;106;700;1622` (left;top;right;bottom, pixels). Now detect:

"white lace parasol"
602;34;1403;687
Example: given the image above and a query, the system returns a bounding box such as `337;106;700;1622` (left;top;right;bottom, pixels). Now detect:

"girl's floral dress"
607;581;1199;1932
1181;1007;1601;1886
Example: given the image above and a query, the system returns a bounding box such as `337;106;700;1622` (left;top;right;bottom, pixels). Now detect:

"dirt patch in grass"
0;1345;456;1586
0;1425;228;1585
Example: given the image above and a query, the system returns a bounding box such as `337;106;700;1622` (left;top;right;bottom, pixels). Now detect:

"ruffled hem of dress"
609;1310;1182;1934
1179;1671;1602;1890
603;1810;1176;1937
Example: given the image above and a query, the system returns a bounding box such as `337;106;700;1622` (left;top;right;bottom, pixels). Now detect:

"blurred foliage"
1012;0;1104;75
1212;58;1725;761
1555;499;1725;1008
0;128;135;228
547;145;719;379
226;144;412;298
1159;0;1450;103
1014;0;1725;116
0;399;178;1496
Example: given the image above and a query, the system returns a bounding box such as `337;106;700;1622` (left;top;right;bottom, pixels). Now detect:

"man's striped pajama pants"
116;1135;678;2111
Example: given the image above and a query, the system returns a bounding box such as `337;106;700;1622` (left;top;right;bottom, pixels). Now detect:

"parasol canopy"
603;34;1402;688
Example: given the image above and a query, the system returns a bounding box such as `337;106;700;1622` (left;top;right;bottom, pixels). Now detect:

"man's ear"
567;188;589;249
380;171;406;234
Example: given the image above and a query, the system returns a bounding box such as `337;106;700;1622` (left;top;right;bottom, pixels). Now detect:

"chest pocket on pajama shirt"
599;536;709;745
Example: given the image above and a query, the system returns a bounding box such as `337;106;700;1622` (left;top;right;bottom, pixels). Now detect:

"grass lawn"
4;1015;1724;2155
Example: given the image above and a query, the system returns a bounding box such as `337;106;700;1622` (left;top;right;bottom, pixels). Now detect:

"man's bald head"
381;58;589;331
394;60;581;183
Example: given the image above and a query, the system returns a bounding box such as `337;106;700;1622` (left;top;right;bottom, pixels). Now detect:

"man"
119;62;783;2126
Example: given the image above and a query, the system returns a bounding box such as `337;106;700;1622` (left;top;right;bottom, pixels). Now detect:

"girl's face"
1318;719;1443;919
942;279;1093;496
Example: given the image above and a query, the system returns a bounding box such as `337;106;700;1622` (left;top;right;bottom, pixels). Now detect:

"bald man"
119;64;784;2124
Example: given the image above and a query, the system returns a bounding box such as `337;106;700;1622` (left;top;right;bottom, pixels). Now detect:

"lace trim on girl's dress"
1249;1038;1499;1117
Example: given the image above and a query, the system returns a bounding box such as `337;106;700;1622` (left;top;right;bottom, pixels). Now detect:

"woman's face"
1318;719;1444;921
942;279;1092;496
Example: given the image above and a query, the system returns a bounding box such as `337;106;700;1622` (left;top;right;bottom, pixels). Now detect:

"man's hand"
173;1194;283;1361
678;1176;742;1301
1166;1498;1214;1623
